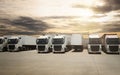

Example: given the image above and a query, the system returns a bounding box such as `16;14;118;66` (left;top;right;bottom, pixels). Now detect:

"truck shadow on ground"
72;47;84;52
72;49;83;52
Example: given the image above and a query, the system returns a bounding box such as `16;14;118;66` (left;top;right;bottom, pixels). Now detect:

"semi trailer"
88;34;101;54
7;35;36;52
101;34;119;54
0;36;8;52
70;34;83;52
36;35;53;53
52;35;67;53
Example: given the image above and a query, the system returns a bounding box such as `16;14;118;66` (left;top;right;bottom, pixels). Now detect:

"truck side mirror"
4;37;7;39
19;37;21;39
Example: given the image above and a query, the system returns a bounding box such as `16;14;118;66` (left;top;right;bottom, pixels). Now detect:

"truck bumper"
88;50;101;54
106;50;119;54
88;45;101;54
106;45;119;54
53;45;65;53
37;45;50;53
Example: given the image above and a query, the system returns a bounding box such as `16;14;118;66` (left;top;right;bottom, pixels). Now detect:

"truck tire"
65;48;67;52
18;47;23;51
22;47;25;51
48;47;52;52
66;46;72;52
2;47;6;52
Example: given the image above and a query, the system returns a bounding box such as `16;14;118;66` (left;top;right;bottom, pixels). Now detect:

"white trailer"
0;36;8;52
36;35;53;53
101;34;119;54
52;35;67;53
88;34;101;54
70;34;83;51
7;35;36;52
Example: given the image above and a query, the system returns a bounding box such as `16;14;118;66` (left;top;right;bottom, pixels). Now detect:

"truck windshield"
89;38;101;44
8;39;19;44
52;38;64;44
0;39;4;44
36;39;48;44
106;38;119;44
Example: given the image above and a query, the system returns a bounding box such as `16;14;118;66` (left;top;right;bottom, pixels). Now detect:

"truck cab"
7;36;22;52
88;34;101;54
52;35;67;53
7;35;36;52
36;35;52;53
103;34;119;54
0;37;8;52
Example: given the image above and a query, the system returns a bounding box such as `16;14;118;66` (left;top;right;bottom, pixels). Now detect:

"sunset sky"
0;0;120;35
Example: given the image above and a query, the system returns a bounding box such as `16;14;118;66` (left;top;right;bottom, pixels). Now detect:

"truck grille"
9;45;15;49
54;46;62;51
91;46;99;51
38;46;45;51
109;46;118;52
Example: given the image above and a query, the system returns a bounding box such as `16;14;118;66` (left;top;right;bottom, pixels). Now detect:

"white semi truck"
52;35;67;53
0;36;8;52
36;35;52;53
7;35;36;52
70;34;83;52
88;34;101;54
101;34;119;54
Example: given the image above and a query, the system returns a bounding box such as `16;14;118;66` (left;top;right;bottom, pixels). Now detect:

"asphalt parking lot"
0;50;120;75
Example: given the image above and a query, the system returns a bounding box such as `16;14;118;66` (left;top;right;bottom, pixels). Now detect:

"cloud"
0;15;120;35
11;16;50;31
93;0;120;13
0;29;36;35
72;0;120;13
0;16;51;35
101;24;120;32
39;16;120;33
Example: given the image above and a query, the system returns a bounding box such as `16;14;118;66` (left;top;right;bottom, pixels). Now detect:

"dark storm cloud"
101;24;120;32
114;14;120;17
93;0;120;13
0;16;51;35
0;25;6;29
0;29;36;35
11;16;51;31
72;0;120;13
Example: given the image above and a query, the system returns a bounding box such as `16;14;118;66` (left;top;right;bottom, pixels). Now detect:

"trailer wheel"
22;47;26;51
38;51;40;53
19;47;23;51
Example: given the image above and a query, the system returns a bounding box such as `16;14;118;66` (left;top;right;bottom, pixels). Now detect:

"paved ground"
0;50;120;75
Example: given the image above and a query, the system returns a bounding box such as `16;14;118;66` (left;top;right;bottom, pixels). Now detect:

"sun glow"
14;0;104;17
94;1;105;7
76;0;105;7
79;0;95;7
74;8;94;18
